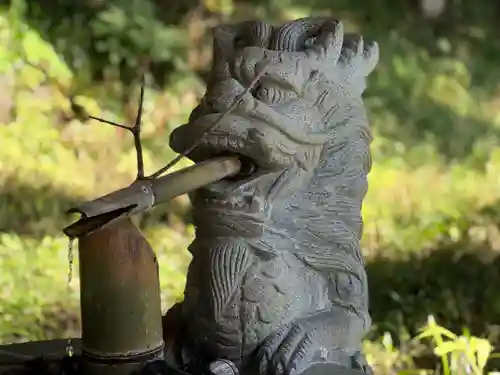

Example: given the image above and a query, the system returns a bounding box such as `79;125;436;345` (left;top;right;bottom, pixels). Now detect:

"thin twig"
148;60;270;179
88;116;131;131
88;60;270;182
89;76;146;179
132;76;146;179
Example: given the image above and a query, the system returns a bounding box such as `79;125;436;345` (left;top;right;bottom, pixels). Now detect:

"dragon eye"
257;87;271;100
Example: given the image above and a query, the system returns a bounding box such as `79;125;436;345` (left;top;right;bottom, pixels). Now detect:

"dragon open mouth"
169;107;299;221
191;151;285;221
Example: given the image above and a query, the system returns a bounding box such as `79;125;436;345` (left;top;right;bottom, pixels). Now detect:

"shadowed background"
1;0;500;373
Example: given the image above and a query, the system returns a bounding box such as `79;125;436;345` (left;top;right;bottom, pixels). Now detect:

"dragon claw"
257;323;316;375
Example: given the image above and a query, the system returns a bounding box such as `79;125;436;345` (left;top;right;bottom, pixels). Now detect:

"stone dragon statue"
162;17;379;375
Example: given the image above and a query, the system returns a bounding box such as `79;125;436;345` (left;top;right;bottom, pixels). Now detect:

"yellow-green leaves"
202;0;234;15
416;315;497;375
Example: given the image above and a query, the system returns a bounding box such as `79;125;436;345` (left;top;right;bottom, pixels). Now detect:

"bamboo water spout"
63;156;241;239
59;75;262;375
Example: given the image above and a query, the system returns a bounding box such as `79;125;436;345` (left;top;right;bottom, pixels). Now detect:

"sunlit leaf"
470;337;492;370
434;341;457;357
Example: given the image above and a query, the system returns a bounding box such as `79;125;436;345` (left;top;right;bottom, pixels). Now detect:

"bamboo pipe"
77;218;164;375
63;156;242;238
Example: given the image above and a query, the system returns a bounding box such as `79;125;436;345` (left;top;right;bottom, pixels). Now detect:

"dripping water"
67;237;74;284
65;237;75;357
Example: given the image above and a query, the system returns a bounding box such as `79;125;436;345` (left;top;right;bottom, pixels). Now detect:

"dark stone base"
0;340;364;375
0;339;81;375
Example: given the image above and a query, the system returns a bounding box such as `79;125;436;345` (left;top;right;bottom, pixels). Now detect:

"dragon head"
170;18;378;254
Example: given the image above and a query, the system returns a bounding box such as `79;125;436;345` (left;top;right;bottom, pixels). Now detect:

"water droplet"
66;338;74;357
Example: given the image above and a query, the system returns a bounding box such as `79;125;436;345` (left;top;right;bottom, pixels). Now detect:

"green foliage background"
1;0;500;373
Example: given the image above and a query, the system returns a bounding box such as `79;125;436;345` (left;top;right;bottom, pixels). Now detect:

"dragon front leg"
162;303;190;369
256;306;372;375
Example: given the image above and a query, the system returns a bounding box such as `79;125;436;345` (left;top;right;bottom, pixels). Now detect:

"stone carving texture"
165;17;379;375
